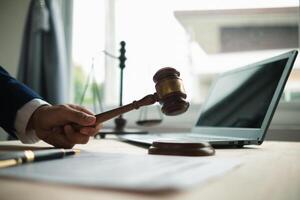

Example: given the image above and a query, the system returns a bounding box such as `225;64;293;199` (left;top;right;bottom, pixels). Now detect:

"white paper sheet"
0;152;240;191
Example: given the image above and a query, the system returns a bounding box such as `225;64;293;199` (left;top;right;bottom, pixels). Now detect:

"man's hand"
27;104;102;148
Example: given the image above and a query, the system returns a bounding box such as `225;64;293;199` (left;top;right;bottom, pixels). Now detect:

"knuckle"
76;111;86;119
68;104;77;109
58;104;68;110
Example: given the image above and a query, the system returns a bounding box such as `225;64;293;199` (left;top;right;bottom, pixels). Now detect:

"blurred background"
0;0;299;140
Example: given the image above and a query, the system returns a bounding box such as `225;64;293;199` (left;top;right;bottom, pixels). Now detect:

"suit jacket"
0;66;41;137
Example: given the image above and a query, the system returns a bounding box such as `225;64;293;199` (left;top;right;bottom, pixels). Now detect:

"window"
112;0;299;105
71;0;299;121
174;4;299;103
71;0;106;112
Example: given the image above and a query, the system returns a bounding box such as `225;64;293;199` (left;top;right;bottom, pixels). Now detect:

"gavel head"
153;67;189;116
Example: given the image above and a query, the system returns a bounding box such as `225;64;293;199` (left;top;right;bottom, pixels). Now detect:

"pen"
0;149;80;168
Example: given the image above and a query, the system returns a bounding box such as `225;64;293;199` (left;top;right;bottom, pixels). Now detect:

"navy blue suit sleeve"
0;66;42;137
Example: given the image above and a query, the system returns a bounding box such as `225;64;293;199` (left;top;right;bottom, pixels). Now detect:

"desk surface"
0;138;299;200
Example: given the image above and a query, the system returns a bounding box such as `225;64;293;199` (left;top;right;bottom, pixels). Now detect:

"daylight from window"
72;0;105;112
72;0;299;110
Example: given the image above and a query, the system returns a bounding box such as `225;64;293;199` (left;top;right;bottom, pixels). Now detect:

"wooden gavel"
76;67;189;128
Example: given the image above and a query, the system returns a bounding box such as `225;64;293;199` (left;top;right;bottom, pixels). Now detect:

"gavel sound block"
74;67;189;129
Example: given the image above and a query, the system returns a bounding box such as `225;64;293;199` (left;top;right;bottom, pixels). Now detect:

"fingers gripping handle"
72;94;158;130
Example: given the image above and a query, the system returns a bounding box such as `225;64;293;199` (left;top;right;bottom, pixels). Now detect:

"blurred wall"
0;0;30;140
0;0;30;76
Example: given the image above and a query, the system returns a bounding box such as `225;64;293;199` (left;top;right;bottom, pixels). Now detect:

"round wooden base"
148;140;215;156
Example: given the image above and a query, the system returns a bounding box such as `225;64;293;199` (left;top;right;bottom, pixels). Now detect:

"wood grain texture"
0;139;299;200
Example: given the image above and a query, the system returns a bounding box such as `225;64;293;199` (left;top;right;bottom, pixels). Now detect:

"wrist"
26;105;50;131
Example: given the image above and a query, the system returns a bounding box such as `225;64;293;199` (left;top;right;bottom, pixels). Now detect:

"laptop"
120;50;298;147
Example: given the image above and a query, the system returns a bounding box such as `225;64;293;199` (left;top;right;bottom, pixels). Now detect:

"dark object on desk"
0;149;80;168
148;140;215;156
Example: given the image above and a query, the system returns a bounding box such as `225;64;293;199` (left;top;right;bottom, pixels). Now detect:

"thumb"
56;106;96;126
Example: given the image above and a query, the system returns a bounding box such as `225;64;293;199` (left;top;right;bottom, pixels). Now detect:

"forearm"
0;66;43;138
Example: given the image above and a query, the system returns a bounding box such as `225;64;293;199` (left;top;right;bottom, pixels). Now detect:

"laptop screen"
196;58;289;128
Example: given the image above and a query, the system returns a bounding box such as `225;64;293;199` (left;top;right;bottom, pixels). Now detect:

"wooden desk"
0;138;299;200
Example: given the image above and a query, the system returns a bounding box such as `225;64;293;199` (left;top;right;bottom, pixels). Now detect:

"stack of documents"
0;152;240;191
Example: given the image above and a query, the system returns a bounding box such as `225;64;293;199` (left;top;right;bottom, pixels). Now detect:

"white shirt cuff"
14;99;50;143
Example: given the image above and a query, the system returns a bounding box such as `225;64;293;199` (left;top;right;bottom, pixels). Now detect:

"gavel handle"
73;93;159;130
